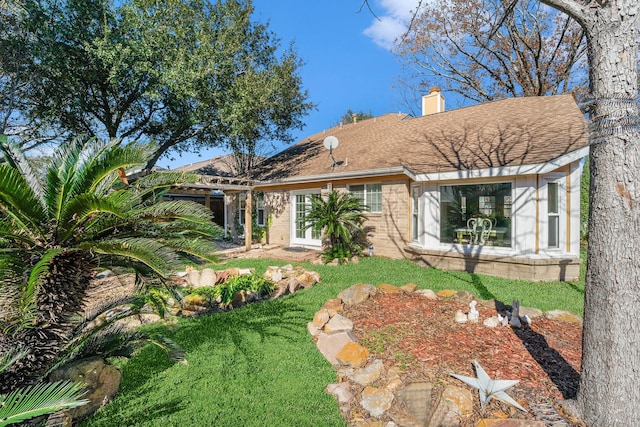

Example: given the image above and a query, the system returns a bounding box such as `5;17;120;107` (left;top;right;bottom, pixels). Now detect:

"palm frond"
161;237;219;264
0;347;30;374
0;380;88;426
76;141;152;195
131;171;199;194
44;138;85;222
0;138;46;207
18;249;64;330
146;335;186;364
57;193;127;243
81;238;175;277
0;165;47;240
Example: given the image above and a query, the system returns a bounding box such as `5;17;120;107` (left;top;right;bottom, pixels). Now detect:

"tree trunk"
534;0;640;422
575;3;640;424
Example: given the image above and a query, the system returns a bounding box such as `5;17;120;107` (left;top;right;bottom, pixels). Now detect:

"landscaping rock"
519;306;544;319
341;359;385;386
316;331;358;365
322;298;344;316
361;386;394;418
483;316;501;328
49;357;121;421
263;266;284;282
400;283;418;292
312;308;331;329
339;283;378;305
451;290;475;304
545;309;583;324
336;342;370;368
324;314;354;333
430;385;474;427
436;289;458;298
474;420;545;427
378;284;401;294
415;289;439;300
327;382;354;404
395;382;434;426
307;321;321;337
296;271;320;288
199;268;217;287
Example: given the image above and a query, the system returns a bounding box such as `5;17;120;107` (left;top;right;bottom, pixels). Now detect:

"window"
411;186;420;241
239;193;266;227
350;183;382;213
548;183;560;248
255;193;265;226
439;183;512;247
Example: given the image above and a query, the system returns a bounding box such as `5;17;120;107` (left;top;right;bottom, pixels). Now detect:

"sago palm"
0;348;88;427
304;191;368;263
0;137;220;392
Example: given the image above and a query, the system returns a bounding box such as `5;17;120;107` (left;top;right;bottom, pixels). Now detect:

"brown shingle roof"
252;94;588;182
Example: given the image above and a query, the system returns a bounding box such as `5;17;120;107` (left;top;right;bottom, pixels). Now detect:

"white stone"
483;317;500;328
455;310;468;323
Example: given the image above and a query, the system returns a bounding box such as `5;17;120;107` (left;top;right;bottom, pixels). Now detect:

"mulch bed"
341;291;586;425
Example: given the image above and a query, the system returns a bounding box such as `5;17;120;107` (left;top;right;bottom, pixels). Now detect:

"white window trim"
349;183;382;213
411;184;422;244
238;193;266;227
539;173;567;254
290;189;322;248
435;179;516;252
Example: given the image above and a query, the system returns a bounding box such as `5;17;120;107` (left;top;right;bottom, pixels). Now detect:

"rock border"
309;283;582;427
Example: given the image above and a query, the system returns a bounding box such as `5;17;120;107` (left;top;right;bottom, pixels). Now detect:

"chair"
467;217;493;245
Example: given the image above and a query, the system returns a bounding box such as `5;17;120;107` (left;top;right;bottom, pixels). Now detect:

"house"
242;89;589;281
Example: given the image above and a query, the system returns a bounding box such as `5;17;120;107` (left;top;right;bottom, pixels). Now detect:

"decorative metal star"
450;359;527;412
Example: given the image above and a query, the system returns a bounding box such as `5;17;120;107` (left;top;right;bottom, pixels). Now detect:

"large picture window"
440;183;512;247
350;184;382;213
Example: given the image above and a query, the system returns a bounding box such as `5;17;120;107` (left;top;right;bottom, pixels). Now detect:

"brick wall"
264;190;291;246
260;178;410;258
364;179;410;259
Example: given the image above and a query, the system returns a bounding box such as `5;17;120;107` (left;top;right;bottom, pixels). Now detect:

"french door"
291;191;321;247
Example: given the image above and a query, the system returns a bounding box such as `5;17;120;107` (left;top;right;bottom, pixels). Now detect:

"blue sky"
165;0;419;169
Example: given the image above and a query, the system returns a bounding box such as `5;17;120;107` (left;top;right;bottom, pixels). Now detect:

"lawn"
81;256;585;426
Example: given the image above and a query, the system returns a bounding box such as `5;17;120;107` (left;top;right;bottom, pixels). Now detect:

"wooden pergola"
171;175;256;251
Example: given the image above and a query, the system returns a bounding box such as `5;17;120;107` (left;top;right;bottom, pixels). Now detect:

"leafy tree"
0;136;220;392
2;0;313;170
304;191;368;264
0;348;88;426
395;0;587;106
338;109;374;125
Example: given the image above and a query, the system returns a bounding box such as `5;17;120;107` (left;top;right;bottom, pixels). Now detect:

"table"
455;227;508;245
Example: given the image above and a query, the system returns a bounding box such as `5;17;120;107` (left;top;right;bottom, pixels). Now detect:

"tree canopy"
1;0;314;170
395;0;587;105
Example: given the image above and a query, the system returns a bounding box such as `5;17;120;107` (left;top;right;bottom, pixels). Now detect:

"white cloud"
363;0;420;50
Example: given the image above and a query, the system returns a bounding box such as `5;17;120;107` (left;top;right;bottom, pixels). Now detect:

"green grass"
82;256;585;426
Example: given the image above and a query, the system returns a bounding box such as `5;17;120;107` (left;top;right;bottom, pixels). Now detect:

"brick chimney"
421;86;445;116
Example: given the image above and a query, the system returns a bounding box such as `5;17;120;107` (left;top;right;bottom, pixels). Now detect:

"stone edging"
308;283;582;427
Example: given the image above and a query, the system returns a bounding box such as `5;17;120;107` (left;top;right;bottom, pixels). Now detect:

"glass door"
291;191;321;247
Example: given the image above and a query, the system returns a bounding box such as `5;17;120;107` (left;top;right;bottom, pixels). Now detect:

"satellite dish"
323;136;339;150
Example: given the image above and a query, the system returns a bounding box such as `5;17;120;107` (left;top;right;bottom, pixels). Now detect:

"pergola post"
245;190;252;251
